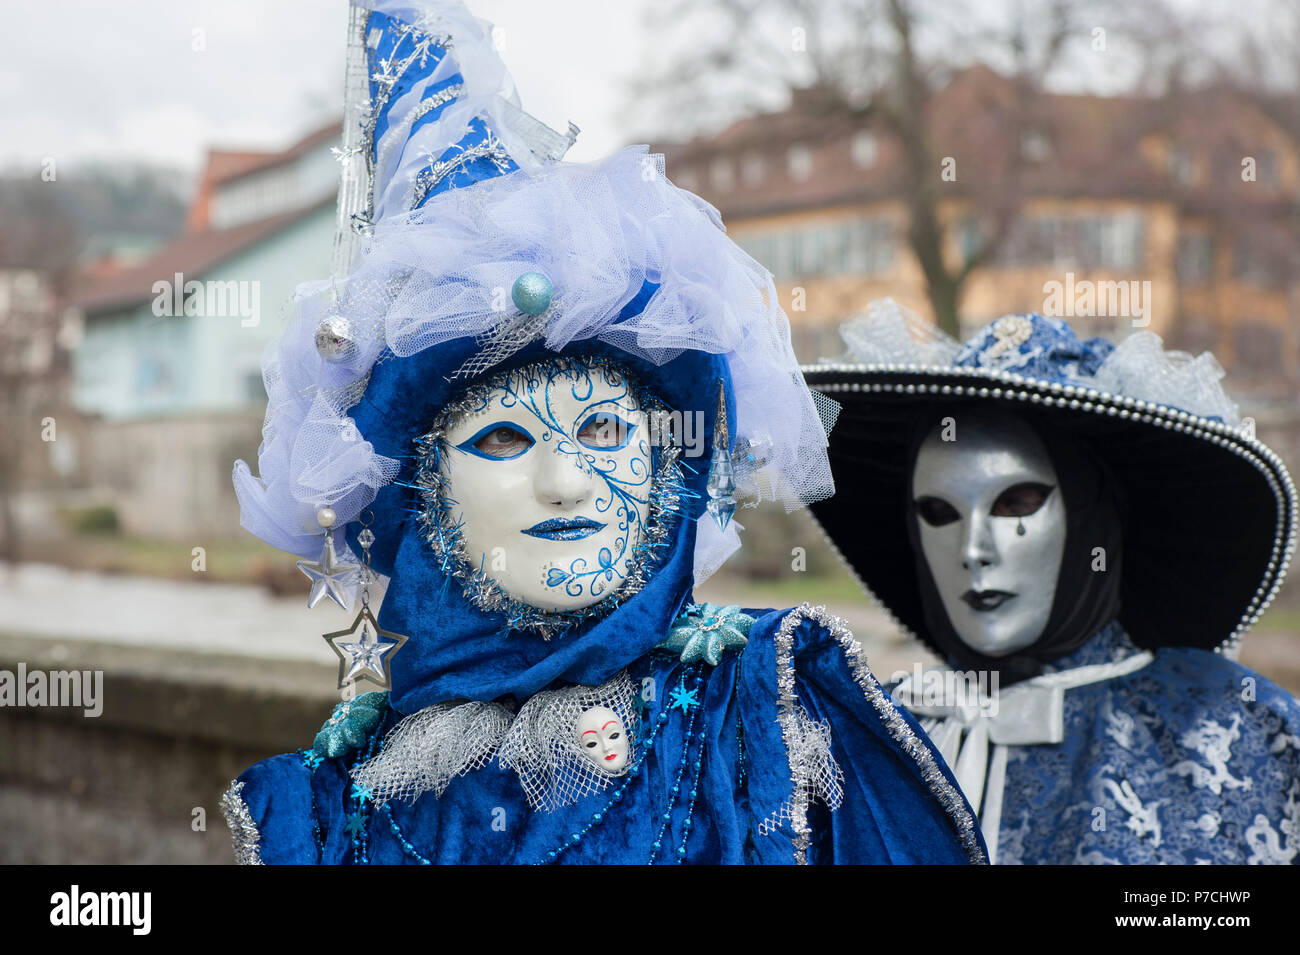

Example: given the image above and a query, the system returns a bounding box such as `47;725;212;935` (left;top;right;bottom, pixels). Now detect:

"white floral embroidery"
1095;768;1165;846
1173;715;1252;795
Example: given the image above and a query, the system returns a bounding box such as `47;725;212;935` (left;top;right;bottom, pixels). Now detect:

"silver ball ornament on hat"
315;316;358;363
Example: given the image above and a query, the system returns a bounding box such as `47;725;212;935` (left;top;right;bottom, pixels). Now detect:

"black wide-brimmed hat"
803;302;1296;655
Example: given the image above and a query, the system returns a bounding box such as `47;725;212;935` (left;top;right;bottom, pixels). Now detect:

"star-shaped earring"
298;515;359;610
323;606;408;690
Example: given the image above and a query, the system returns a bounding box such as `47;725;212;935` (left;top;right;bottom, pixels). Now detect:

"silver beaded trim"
219;780;264;866
772;603;988;865
800;362;1299;654
408;82;465;126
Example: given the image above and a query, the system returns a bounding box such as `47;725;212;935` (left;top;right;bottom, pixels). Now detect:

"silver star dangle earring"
322;511;409;691
297;506;360;609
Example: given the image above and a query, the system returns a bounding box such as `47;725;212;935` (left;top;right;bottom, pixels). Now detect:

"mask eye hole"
577;412;635;450
608;731;620;740
459;423;535;460
991;482;1054;518
915;496;960;527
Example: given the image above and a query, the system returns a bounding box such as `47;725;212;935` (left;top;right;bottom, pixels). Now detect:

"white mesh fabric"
834;298;962;367
1090;331;1241;425
832;298;1243;427
352;700;513;804
496;670;639;812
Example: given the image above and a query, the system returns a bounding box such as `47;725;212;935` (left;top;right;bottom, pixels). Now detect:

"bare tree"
634;0;1167;335
0;179;80;563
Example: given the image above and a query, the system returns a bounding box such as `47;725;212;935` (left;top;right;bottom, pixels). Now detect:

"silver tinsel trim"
357;18;454;229
772;604;988;865
352;701;513;804
413;356;690;640
450;300;559;381
756;706;844;839
219;780;264;866
411;133;514;209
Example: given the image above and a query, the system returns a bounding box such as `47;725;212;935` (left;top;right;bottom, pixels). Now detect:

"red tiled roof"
68;197;333;315
185;121;341;232
210;121;342;186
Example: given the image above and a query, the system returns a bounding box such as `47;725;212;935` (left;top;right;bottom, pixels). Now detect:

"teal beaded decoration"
659;602;752;665
313;692;388;758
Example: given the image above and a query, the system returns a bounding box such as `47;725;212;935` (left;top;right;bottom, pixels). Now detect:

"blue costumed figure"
804;300;1300;864
220;0;985;866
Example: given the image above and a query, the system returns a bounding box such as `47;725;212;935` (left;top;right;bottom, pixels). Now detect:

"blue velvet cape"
233;605;985;864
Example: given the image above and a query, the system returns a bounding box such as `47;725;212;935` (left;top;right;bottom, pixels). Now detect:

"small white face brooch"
575;706;630;774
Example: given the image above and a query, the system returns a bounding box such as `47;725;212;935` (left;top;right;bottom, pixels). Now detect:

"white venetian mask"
437;360;654;614
575;705;630;774
911;409;1066;657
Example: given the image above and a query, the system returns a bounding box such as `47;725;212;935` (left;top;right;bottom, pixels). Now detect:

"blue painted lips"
522;517;606;541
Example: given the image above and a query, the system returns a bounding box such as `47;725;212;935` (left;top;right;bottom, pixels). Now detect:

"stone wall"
0;631;335;864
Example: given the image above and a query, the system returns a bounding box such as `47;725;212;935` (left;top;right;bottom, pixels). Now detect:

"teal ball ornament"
511;271;553;316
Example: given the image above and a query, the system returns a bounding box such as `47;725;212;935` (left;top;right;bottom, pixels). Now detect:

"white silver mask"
911;410;1066;657
440;362;652;612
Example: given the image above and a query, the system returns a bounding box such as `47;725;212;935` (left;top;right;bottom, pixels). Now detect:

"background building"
658;68;1300;400
62;123;340;540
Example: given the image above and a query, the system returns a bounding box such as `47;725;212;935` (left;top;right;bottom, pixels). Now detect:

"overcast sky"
2;0;1280;184
0;0;654;176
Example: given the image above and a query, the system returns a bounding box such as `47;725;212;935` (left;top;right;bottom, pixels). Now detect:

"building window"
999;213;1144;270
741;152;765;186
850;130;878;168
735;217;894;281
788;143;813;181
1020;129;1051;162
1171;316;1218;354
244;370;266;402
709;157;734;192
1233;237;1287;286
1255;149;1278;186
1176;233;1215;284
1169;146;1195;186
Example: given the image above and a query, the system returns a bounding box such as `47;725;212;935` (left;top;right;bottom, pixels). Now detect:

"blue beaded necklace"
544;665;707;866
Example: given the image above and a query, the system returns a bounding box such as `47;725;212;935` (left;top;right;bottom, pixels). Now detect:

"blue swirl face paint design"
411;357;690;638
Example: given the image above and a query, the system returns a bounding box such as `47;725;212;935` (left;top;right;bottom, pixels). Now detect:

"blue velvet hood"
343;304;736;716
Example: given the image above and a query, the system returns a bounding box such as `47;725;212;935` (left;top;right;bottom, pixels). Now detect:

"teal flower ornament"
659;603;754;665
312;692;388;759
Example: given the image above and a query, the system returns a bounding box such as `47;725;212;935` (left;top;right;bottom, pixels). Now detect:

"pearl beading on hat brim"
802;362;1299;655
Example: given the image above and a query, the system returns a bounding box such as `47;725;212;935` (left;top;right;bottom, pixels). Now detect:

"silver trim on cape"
772;603;988;865
220;780;265;866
